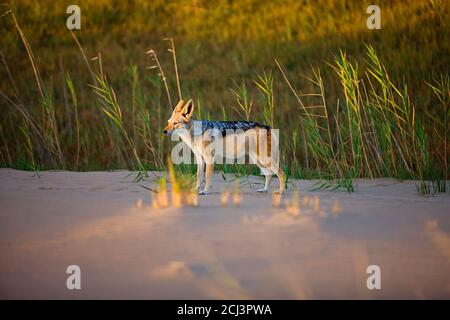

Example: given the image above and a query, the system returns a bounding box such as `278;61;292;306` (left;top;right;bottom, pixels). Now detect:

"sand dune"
0;169;449;299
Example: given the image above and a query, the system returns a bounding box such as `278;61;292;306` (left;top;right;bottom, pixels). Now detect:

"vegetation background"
1;0;449;192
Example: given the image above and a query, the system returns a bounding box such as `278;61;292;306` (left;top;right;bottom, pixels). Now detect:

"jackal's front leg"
199;162;213;195
195;157;204;191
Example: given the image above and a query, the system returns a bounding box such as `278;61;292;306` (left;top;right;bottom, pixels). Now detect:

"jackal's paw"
256;188;268;193
198;190;209;195
273;190;285;195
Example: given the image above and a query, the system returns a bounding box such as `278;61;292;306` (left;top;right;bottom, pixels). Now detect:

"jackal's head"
163;99;194;136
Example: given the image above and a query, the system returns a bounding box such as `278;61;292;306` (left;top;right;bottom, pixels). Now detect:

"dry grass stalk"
146;49;172;107
164;37;182;101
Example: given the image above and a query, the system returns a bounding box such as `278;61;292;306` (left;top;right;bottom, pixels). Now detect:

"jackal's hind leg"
255;160;285;194
274;168;286;194
255;164;273;193
257;174;272;193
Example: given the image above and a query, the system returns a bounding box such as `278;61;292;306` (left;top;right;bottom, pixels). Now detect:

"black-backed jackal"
164;99;285;195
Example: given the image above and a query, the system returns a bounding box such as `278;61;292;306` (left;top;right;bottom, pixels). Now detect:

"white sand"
0;168;449;299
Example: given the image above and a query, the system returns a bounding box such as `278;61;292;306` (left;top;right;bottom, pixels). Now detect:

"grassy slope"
0;0;449;187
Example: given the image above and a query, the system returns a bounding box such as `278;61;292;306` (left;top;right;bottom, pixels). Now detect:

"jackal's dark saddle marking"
198;120;270;136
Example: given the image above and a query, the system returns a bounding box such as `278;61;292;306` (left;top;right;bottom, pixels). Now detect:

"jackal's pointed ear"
181;99;194;119
174;99;185;113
